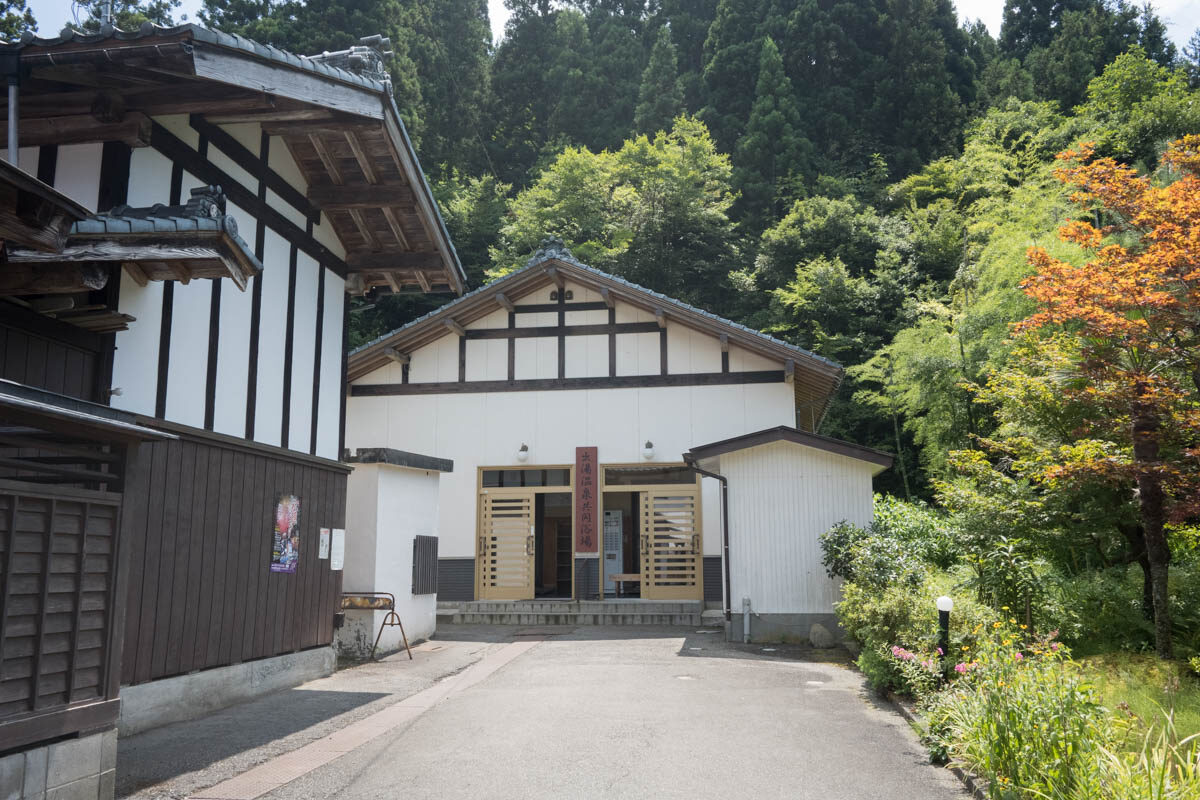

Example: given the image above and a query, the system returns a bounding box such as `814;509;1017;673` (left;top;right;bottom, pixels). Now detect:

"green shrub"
927;624;1107;798
820;495;959;587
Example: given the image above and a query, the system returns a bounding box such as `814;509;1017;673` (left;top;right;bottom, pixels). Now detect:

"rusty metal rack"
339;592;412;660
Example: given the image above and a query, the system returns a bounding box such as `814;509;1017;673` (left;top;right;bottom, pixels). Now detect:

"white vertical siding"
287;253;319;452
315;272;345;459
722;441;875;614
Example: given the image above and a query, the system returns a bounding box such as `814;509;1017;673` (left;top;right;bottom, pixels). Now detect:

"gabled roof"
6;23;465;295
349;241;845;423
685;425;893;473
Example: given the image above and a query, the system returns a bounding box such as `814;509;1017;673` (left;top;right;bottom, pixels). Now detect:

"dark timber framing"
97;141;132;212
310;262;325;456
557;288;566;380
507;312;516;381
154;283;174;418
204;279;221;430
245;131;269;440
465;322;659;340
149;121;348;276
352;370;787;397
36;144;57;186
280;244;298;448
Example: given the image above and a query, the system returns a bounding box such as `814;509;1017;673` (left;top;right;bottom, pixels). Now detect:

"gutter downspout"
684;455;731;622
1;46;18;166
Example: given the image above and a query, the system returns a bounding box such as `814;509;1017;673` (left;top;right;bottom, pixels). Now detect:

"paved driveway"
264;627;965;800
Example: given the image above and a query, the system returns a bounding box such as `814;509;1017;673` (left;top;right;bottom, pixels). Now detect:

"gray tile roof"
16;22;390;93
352;242;841;372
12;22;466;289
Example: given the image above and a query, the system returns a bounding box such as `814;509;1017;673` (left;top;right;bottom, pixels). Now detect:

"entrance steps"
436;599;704;627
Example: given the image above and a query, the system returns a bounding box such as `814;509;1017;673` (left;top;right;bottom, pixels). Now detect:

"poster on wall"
319;528;331;559
330;528;345;571
270;494;301;573
574;446;599;553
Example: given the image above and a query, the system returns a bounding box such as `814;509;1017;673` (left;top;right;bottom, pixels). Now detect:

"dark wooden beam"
464;321;659;340
784;359;795;384
149;120;348;276
0;113;151;149
345;131;378;184
308;134;344;185
600;287;614;309
655;308;667;328
444;318;466;337
345;251;444;272
545;266;565;290
380;207;410;250
383;348;410;365
0;263;108;295
347;209;378;250
513;301;608;314
307;184;416;209
351;370;787;397
495;292;515;313
0;455;119;485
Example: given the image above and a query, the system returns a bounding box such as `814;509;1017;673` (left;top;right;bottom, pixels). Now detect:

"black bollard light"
936;595;953;661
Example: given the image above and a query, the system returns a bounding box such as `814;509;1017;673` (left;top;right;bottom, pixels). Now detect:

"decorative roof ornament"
525;236;574;268
105;186;236;234
304;35;393;90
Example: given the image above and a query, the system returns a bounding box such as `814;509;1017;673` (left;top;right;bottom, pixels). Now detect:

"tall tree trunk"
1131;400;1173;659
1116;522;1153;622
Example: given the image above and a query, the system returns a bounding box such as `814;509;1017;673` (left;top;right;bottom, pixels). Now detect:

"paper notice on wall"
330;528;345;570
319;528;331;559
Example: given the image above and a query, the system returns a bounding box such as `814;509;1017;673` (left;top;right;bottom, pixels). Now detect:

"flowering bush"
922;620;1105;796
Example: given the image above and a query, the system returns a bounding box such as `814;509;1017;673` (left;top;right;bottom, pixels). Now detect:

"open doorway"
535;492;573;598
602;491;641;597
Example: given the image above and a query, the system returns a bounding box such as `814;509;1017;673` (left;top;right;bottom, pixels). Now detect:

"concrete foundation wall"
724;612;844;646
118;647;336;735
0;727;116;800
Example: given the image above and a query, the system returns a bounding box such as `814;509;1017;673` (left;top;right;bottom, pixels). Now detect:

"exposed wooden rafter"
307;185;416;209
495;292;515;313
345;131;378;184
308;133;344;185
444;318;466;337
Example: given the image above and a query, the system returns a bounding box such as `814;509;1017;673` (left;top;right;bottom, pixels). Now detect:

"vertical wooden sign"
575;446;599;553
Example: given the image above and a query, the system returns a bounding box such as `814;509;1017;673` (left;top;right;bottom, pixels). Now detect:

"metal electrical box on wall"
603;510;623;595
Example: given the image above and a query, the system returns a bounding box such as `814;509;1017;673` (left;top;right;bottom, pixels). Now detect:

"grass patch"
1080;652;1200;744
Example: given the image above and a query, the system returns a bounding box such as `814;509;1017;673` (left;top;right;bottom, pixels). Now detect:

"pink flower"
936;647;944;656
1050;642;1060;652
1014;652;1023;661
955;663;968;673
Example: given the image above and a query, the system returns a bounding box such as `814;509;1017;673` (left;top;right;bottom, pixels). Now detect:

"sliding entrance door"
639;488;703;600
477;490;535;600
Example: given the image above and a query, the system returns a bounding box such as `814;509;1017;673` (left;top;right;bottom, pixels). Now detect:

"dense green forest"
14;0;1200;503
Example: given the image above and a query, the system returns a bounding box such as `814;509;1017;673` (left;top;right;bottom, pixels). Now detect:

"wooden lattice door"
640;489;702;600
477;491;535;600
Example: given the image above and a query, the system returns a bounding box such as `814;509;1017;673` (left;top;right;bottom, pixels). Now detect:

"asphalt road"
263;627;966;800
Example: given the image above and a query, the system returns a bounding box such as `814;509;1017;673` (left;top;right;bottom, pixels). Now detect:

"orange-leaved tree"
1018;135;1200;659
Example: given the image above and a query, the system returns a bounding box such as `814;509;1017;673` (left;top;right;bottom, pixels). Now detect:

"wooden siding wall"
119;432;346;686
0;313;105;403
0;482;123;749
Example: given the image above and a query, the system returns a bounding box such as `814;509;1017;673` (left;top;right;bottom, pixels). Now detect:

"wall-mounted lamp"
516;443;529;463
642;440;654;460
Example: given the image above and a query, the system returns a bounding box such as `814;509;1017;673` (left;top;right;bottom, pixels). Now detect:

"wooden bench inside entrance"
608;573;641;597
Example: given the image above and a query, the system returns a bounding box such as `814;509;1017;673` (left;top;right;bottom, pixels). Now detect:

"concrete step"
454;600;702;615
448;611;703;626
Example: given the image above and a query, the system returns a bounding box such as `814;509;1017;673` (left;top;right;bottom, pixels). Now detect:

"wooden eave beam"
307;185;417;209
347;209;379;251
444;318;466;337
345;131;378;184
308;133;344;185
380;207;410;250
0;113;151;149
495;292;515;313
600;287;614;309
384;348;410;365
719;333;729;352
384;272;402;293
784;359;795;384
545;266;565;290
345;251;444;272
415;270;432;293
655;308;666;328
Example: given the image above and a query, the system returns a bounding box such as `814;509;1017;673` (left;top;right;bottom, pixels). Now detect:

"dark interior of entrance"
535;492;573;597
602;491;642;598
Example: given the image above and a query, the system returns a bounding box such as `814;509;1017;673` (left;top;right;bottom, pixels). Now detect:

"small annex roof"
349;239;845;425
5;23;466;295
6;187;263;319
344;447;453;473
685;425;893;473
0;158;90;252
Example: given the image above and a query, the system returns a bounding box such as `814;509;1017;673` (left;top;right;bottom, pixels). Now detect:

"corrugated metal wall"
437;558;474;601
722;442;874;614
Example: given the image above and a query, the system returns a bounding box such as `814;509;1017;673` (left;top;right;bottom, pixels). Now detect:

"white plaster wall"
287;253;319;452
110;272;163;415
53;142;103;211
338;464;440;654
315;274;345;460
211;205;255;437
15;145;37;174
344;381;796;558
719;441;876;615
253;231;290;447
164;279;212;428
